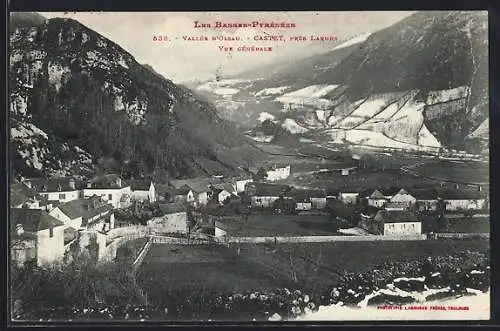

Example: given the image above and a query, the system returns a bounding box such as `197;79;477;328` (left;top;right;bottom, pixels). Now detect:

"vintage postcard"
8;11;489;322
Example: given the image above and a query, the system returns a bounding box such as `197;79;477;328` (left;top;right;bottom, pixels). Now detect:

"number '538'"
153;35;169;41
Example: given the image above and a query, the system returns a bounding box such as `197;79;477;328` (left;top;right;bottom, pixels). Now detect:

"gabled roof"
129;179;152;191
88;174;128;189
170;177;218;193
175;185;193;196
370;189;386;199
159;202;187;215
57;197;113;220
380;187;402;197
11;183;37;206
23;177;83;192
254;184;291;197
286;188;325;200
374;210;419;224
10;208;64;233
361;205;381;217
212;183;235;193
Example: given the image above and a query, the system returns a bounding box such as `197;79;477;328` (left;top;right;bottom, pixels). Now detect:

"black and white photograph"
8;10;490;322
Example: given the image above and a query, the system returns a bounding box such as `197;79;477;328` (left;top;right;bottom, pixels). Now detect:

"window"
108;194;113;201
59;193;66;200
49;227;54;238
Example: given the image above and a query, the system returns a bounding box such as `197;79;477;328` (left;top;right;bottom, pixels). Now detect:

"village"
9;153;490;268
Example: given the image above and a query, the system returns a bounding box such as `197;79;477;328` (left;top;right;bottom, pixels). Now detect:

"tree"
254;167;267;181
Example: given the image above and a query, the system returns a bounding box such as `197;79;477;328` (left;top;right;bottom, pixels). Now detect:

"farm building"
409;188;439;211
363;210;422;236
271;197;296;214
11;183;40;209
436;188;487;211
211;183;238;205
10;208;65;267
170;177;223;206
250;183;292;208
388;188;417;207
290;192;312;211
49;195;115;232
231;175;254;193
173;185;196;204
255;164;291;181
129;179;156;202
22;177;83;204
366;189;388;208
338;191;359;205
83;174;132;209
384;201;407;211
147;202;189;234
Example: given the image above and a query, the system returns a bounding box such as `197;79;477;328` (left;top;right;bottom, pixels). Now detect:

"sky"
40;11;414;83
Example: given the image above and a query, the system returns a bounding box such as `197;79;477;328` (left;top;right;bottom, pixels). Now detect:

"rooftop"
23;177;83;192
10;208;64;233
88;174;128;189
159;202;187;215
408;188;438;200
253;183;292;197
57;197;113;220
286;188;325;200
129;179;153;191
375;210;419;224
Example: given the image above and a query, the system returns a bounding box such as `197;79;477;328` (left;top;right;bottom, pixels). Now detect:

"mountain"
9;15;262;180
192;11;488;154
9;12;47;30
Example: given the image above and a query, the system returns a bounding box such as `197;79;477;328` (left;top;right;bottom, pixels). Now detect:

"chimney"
455;184;459;190
87;182;92;188
116;177;122;188
69;178;76;190
478;185;482;192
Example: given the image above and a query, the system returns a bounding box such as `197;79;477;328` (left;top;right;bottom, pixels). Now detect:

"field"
278;169;438;191
412;160;489;184
137;239;490;307
225;214;341;237
445;217;490;233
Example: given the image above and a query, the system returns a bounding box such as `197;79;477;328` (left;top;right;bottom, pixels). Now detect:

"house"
170;177;219;206
49;196;115;232
129;179;156;202
173;185;195;204
232;175;254;194
384;201;407;211
255;164;291;181
148;202;188;234
10;208;65;267
308;190;327;209
271;197;296;214
436;188;487;211
409;188;439;211
22;177;82;203
364;210;422;236
249;183;292;208
83;174;131;209
11;183;40;209
366;189;388;208
359;205;380;222
286;189;312;211
211;183;237;205
388;188;417;208
338;191;359;205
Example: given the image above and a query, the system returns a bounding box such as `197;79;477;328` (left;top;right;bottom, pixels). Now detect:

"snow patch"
258;112;276;123
426;86;469;105
255;86;290;97
468;119;489;139
333;33;371;51
276;85;338;111
282;118;309;134
213;88;240;96
418;124;441;147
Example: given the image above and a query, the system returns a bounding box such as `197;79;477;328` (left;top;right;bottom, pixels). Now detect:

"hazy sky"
40;11;414;83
